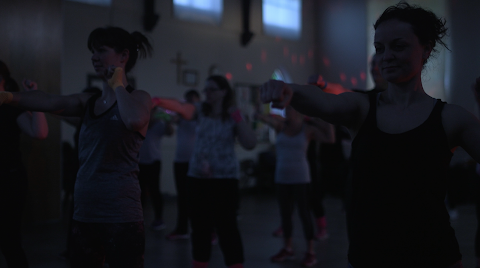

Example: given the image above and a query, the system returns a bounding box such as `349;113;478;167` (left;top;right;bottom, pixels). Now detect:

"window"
173;0;223;25
263;0;302;40
66;0;111;6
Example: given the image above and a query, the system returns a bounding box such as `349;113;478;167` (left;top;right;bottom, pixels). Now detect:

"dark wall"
0;0;62;222
316;0;368;90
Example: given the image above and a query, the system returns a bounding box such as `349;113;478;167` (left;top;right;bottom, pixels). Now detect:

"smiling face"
374;19;431;85
90;45;127;78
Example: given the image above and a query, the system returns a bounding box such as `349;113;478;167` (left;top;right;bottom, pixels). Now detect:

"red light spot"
323;57;331;67
261;50;267;63
246;63;253;71
299;55;305;65
360;72;366;81
291;54;298;65
351;77;358;87
308;49;314;59
275;36;282;42
339;73;347;82
225;73;233;80
283;47;289;57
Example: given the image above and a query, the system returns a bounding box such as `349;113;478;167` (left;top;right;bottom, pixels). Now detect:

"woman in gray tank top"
0;26;153;268
257;106;333;267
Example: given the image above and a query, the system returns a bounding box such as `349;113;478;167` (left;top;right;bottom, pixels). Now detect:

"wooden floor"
1;192;478;268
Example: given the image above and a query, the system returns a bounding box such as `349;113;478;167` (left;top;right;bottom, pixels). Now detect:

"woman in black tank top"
260;3;480;268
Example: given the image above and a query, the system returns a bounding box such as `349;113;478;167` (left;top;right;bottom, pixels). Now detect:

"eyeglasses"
203;87;224;93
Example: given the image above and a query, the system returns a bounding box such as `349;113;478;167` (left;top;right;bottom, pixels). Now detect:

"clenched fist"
107;66;125;90
0;91;13;106
260;79;293;109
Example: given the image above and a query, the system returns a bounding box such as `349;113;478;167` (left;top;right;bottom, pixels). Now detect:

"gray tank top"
275;125;310;184
73;87;144;223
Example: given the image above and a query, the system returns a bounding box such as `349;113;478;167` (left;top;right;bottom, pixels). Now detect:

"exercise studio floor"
1;192;478;268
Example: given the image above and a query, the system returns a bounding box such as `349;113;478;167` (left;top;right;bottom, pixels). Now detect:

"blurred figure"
153;75;256;268
0;61;48;268
138;106;174;231
258;106;333;267
166;89;201;240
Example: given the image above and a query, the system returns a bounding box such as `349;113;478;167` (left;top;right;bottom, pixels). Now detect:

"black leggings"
173;162;190;233
138;161;163;220
276;184;314;241
0;168;29;268
188;177;244;266
70;220;145;268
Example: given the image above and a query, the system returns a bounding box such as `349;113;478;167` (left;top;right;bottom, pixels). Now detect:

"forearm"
115;87;151;131
29;112;49;139
10;91;67;114
257;114;282;131
236;121;257;150
153;98;195;120
289;84;336;118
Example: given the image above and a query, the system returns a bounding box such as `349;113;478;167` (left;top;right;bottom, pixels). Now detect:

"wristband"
231;109;243;123
151;97;163;107
319;81;328;90
0;92;13;104
108;67;125;90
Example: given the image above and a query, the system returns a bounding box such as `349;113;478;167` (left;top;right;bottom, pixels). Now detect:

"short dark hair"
184;89;200;103
374;2;448;64
87;27;153;73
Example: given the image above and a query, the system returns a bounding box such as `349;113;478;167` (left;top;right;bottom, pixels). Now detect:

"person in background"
165;89;201;240
257;105;333;267
0;61;48;268
138;106;174;231
153;75;257;268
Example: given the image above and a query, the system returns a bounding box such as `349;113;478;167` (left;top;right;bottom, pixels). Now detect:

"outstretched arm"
260;79;369;132
256;113;284;133
306;117;335;144
152;97;196;120
15;80;48;139
0;88;90;117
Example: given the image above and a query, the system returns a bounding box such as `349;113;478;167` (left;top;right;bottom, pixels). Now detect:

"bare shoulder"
442;103;478;127
442;103;480;148
339;91;371;132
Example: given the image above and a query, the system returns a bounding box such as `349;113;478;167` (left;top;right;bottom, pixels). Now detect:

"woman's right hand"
0;91;13;105
260;79;293;109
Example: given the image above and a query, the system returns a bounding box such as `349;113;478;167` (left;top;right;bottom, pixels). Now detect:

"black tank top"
347;92;461;268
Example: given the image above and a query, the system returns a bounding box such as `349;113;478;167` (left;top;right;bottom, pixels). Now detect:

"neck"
383;77;428;106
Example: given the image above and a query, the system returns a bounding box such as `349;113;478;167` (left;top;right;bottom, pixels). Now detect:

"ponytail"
88;27;154;73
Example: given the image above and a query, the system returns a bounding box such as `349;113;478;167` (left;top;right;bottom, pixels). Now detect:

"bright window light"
66;0;111;6
263;0;302;40
173;0;223;25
